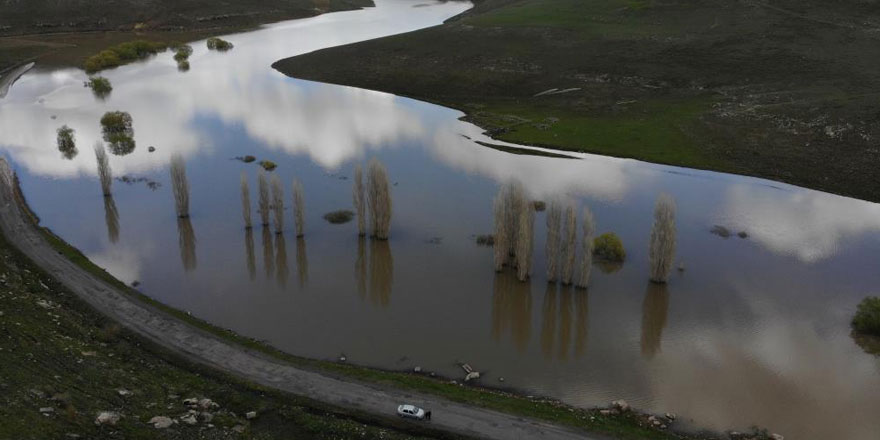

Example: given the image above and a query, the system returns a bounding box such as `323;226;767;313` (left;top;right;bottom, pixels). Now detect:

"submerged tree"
292;179;305;237
367;159;392;239
492;182;526;273
94;142;112;196
353;164;365;236
244;228;256;281
560;204;577;285
576;207;596;289
261;226;274;278
275;233;288;287
295;237;309;288
515;200;535;281
648;193;677;284
258;171;270;226
57;125;77;159
545;201;562;282
270;174;284;233
170;153;190;218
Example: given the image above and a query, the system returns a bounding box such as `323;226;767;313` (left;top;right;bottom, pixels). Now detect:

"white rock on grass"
95;411;120;426
611;400;630;412
149;416;174;429
245;411;257;420
180;414;197;425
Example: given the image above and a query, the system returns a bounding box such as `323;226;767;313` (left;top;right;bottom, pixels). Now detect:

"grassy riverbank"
0;230;453;440
274;0;880;203
0;0;372;73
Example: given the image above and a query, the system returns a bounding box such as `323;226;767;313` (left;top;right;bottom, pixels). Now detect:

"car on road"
397;404;428;420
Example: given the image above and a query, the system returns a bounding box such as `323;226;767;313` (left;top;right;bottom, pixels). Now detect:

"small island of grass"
323;210;354;224
207;37;234;52
100;111;136;155
84;40;168;73
84;76;112;99
593;232;625;262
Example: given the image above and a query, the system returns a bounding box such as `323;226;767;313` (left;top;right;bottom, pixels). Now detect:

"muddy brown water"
1;1;879;439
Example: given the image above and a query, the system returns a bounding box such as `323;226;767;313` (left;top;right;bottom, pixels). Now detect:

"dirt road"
0;158;597;440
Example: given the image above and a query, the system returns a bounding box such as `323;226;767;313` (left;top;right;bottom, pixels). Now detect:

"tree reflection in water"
355;237;366;299
261;226;274;279
275;233;288;288
368;239;392;306
176;217;196;272
641;282;670;359
295;237;309;288
103;195;119;243
490;270;532;352
244;228;256;281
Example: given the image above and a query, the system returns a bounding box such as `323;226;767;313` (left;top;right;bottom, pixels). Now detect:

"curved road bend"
0;160;598;440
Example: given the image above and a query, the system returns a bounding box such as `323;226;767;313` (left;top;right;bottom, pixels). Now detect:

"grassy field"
0;0;372;73
275;0;880;202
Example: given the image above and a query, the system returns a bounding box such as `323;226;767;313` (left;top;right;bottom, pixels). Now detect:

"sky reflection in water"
1;1;880;439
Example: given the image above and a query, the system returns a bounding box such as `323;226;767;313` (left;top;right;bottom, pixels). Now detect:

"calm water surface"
1;1;879;438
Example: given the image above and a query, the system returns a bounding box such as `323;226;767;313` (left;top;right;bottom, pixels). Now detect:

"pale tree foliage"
515;200;534;281
544;201;562;282
94;142;112;196
258;171;270;226
292;179;305;237
270;174;284;233
492;194;509;272
353;164;365;236
649;193;677;283
367;159;392;239
240;172;252;229
576;207;595;289
560;203;577;285
170;153;190;218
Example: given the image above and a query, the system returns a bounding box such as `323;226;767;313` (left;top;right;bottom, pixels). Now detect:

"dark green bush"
207;37;234;51
56;125;77;160
853;297;880;336
259;160;277;171
323;210;354;224
593;232;625;262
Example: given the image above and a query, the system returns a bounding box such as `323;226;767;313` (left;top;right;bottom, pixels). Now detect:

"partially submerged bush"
84;76;112;99
323;210;354;224
853;297;880;336
56;125;77;159
84;40;168;73
100;111;135;155
206;37;234;51
259;160;277;171
173;45;193;62
237;155;256;163
476;234;494;246
593;232;625;262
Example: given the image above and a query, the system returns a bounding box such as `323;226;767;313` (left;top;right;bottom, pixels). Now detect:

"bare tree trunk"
576;207;595;289
367;159;392;239
292;179;305;237
271;174;284;233
240;172;251;229
94;142;112;196
258;171;270;226
515;199;534;281
545;201;562;282
560;203;577;284
649;193;677;283
170;153;190;218
353;164;365;236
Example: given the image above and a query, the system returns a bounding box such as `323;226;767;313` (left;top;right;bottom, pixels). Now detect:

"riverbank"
274;0;880;203
0;0;373;73
0;154;777;437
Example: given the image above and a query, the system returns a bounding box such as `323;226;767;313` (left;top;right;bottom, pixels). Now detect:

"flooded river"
1;1;879;438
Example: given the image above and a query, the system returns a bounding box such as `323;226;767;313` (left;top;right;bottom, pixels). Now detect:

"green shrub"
259;160;277;171
84;40;168;73
853;297;880;336
207;37;234;51
476;234;494;246
177;60;190;72
84;76;112;99
322;210;354;224
56;125;77;159
593;232;625;262
100;111;136;155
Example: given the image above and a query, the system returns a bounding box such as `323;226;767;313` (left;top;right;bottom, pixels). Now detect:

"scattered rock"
200;412;213;423
39;407;55;415
770;434;784;440
611;399;630;412
665;412;676;420
232;425;246;433
148;146;156;153
183;397;199;406
339;355;346;362
245;411;257;420
117;389;132;397
180;414;197;425
599;409;613;416
737;231;748;239
198;398;218;410
95;411;120;426
149;416;174;429
413;366;422;373
464;371;481;382
498;377;504;382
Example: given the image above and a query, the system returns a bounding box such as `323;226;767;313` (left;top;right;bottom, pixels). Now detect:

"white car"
396;404;427;420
